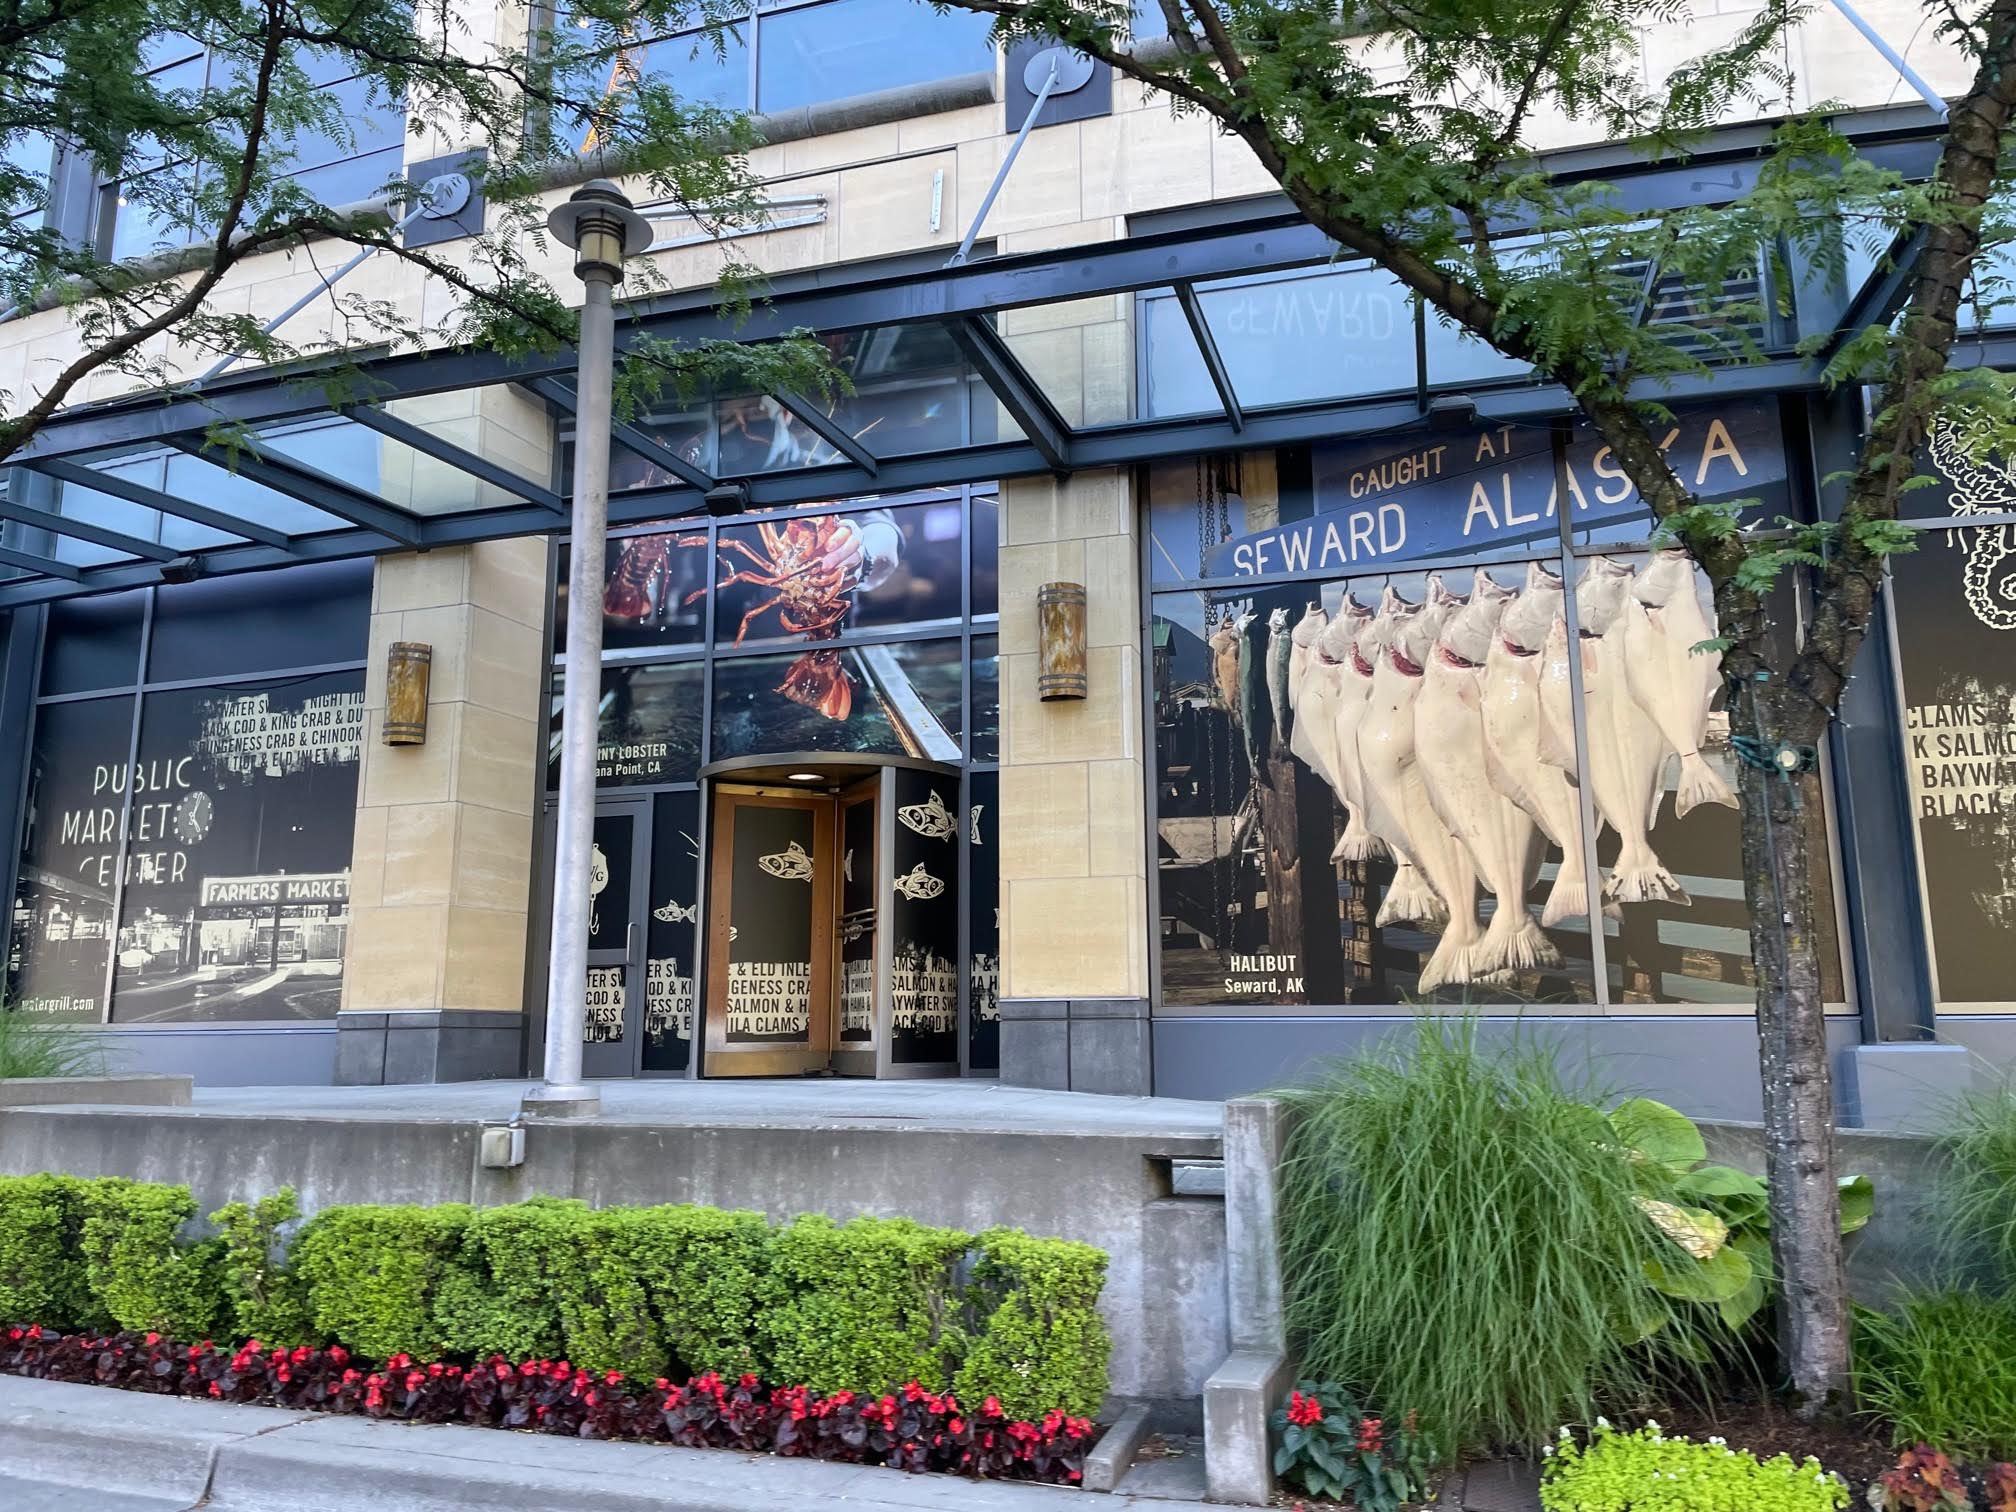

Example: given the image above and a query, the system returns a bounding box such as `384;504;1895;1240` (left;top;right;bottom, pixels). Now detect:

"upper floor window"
569;0;994;133
98;40;405;262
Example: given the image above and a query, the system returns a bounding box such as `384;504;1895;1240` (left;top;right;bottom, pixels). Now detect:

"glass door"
703;788;837;1076
581;796;652;1078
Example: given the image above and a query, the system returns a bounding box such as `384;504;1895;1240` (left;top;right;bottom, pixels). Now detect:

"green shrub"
759;1215;968;1395
1540;1422;1848;1511
0;1012;109;1079
1275;1019;1719;1456
434;1198;572;1365
613;1203;770;1379
0;1175;1111;1415
0;1174;93;1326
77;1179;222;1338
1938;1079;2016;1285
210;1189;313;1346
953;1227;1110;1420
291;1202;472;1360
1854;1287;2016;1461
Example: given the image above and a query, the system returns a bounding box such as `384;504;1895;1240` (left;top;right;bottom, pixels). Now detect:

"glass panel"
826;325;974;457
162;451;351;539
257;418;523;517
279;75;405;173
1145;453;1256;586
291;146;404;207
710;638;963;760
969;633;998;761
1423;309;1534;387
56;456;168;566
755;0;994;114
1888;531;2016;1007
109;671;364;1023
40;592;145;695
1138;287;1225;420
564;529;711;652
1152;562;1600;1007
642;790;702;1071
585;964;629;1044
967;768;999;1070
839;793;875;1044
1571;554;1842;1007
637;24;750;110
586;810;636;954
723;801;816;1046
6;695;137;1022
712;501;965;647
609;405;717;487
147;560;371;682
105;161;204;261
888;766;959;1065
550;659;705;787
971;494;998;613
1204;264;1416;407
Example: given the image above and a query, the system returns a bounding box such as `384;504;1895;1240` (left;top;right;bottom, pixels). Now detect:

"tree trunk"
1731;680;1851;1416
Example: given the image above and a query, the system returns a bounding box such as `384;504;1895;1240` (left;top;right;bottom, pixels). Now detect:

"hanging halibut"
1265;606;1294;753
1359;578;1466;944
1324;598;1389;863
1624;549;1737;818
1287;601;1325;715
1582;560;1690;905
1418;570;1563;979
1288;603;1335;781
1481;561;1596;927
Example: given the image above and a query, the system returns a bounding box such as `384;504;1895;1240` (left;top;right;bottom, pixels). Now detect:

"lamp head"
547;179;653;282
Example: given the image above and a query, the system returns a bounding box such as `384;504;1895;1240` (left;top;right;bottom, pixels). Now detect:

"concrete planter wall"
0;1075;192;1108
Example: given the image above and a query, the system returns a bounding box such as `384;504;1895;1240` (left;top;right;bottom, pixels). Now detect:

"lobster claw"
777;649;853;721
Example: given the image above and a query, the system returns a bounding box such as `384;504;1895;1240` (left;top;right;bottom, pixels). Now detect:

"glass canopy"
0;134;1966;607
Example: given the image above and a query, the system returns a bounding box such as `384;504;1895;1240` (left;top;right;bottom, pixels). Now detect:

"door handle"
626;923;635;960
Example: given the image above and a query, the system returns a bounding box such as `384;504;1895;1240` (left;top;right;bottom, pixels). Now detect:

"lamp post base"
520;1083;603;1119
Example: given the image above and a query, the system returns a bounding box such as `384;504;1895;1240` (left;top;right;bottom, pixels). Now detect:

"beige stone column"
335;386;555;1084
996;467;1152;1093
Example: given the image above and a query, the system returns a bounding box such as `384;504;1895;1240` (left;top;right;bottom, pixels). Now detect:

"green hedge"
0;1177;1110;1416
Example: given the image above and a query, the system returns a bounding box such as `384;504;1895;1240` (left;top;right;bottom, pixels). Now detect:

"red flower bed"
0;1324;1094;1484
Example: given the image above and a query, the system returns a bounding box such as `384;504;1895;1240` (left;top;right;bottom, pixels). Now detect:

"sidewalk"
0;1375;1226;1511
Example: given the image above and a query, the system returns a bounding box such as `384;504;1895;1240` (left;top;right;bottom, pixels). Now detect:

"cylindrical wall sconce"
383;641;433;745
1037;581;1087;701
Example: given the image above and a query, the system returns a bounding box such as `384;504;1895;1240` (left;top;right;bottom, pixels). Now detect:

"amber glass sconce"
1037;581;1087;701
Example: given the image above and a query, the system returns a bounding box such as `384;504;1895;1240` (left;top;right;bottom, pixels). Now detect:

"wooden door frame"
702;785;839;1076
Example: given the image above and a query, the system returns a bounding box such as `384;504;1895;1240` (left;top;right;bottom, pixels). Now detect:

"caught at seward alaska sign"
1204;401;1787;579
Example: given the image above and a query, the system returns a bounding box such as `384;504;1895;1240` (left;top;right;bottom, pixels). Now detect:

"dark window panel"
146;559;372;683
39;592;145;695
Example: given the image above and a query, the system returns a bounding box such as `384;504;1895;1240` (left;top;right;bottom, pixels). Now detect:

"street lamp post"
524;180;653;1119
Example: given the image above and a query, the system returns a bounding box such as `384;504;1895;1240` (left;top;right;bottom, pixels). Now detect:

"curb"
0;1376;310;1505
0;1375;1245;1511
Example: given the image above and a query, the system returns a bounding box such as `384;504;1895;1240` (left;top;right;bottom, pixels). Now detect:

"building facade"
2;1;2012;1122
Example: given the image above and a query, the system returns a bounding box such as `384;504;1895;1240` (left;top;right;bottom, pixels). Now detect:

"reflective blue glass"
755;0;993;114
637;25;750;110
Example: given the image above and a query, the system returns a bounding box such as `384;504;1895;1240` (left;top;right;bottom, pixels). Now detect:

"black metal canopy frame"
0;109;1976;609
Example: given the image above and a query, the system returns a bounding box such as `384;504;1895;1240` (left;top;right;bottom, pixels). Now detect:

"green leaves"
1608;1096;1871;1332
1610;1097;1707;1172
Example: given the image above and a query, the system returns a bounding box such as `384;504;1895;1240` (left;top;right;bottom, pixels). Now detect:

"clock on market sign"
172;790;213;846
